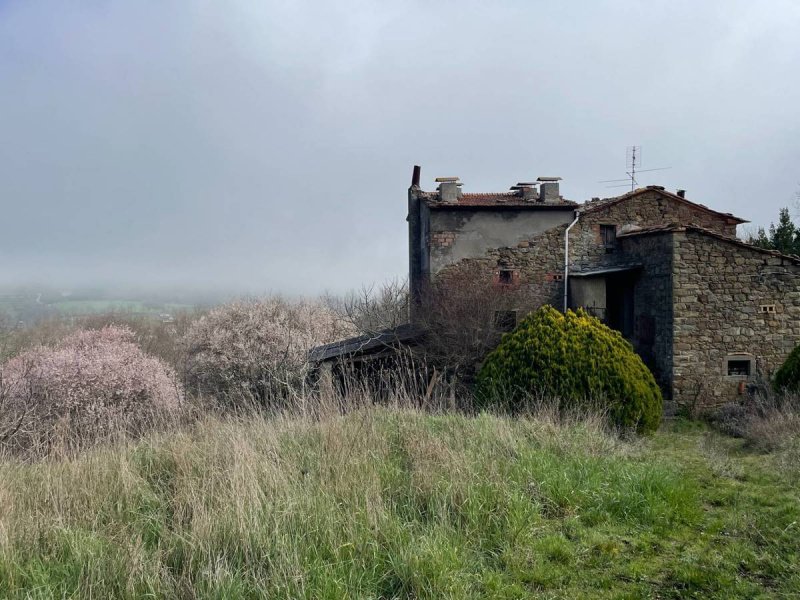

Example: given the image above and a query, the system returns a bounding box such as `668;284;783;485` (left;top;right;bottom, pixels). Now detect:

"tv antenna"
599;146;671;191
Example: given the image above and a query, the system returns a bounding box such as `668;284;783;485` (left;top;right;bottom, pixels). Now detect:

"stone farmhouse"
312;166;800;411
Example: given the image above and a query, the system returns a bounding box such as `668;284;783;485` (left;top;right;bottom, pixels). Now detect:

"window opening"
498;269;514;285
727;359;751;377
600;225;617;253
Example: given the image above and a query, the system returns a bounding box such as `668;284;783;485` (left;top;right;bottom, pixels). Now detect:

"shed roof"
309;322;425;363
618;224;800;264
570;265;643;277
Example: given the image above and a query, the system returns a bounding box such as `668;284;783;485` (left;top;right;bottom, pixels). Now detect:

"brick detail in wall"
430;231;457;248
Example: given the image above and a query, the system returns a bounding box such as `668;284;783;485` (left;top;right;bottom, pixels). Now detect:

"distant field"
47;300;193;315
0;293;197;323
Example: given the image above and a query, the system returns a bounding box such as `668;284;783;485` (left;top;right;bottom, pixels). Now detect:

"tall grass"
711;388;800;482
0;398;698;599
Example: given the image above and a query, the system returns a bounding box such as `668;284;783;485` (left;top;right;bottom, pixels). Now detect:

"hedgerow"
475;305;662;433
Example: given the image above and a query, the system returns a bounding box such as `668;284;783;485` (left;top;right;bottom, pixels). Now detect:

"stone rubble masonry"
416;184;798;411
571;190;739;273
433;189;739;318
671;230;800;409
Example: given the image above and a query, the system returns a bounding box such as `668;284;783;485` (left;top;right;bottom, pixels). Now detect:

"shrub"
0;326;182;455
710;389;800;450
475;306;662;433
182;298;352;406
773;344;800;393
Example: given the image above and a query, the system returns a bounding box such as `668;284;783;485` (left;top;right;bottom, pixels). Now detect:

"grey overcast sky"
1;1;799;294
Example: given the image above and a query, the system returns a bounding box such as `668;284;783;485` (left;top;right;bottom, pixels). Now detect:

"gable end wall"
672;231;800;409
572;191;738;272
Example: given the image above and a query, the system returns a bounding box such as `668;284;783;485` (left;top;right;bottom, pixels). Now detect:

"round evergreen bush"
773;344;800;393
475;305;662;433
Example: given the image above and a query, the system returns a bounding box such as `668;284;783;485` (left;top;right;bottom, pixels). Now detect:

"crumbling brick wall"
435;223;569;315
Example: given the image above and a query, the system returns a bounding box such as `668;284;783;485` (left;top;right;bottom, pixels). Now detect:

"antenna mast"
626;145;640;191
598;146;671;190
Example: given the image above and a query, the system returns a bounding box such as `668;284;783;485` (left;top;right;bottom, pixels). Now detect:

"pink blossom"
1;326;183;453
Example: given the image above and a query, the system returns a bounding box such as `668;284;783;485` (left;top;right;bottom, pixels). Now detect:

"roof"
618;224;800;264
580;186;748;224
570;265;643;277
420;191;578;210
308;322;425;362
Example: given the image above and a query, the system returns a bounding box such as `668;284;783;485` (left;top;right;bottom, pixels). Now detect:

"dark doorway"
605;272;636;338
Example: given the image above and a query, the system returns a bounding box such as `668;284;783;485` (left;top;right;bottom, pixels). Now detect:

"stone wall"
570;190;739;272
672;230;800;409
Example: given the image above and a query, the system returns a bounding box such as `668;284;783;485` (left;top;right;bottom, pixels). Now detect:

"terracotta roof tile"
421;191;577;209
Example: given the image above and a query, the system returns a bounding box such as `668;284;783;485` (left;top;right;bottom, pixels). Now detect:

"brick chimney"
436;177;462;202
537;176;562;202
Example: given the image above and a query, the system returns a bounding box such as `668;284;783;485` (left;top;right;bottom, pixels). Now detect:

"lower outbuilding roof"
309;322;425;363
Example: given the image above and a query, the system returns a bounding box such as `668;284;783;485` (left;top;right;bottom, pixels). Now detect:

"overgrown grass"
0;409;798;598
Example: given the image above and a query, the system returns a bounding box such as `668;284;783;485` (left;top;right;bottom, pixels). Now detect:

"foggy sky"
1;0;799;295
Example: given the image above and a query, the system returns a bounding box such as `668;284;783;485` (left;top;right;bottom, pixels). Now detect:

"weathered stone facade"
420;186;744;327
406;176;800;411
571;189;740;273
317;171;800;414
670;229;800;408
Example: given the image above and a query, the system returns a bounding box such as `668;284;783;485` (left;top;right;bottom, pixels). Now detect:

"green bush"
774;344;800;393
475;305;662;433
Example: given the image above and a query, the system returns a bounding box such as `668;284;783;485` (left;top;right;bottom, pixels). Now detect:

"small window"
498;269;514;285
494;310;517;332
551;273;564;282
727;359;751;377
760;304;776;314
600;225;617;253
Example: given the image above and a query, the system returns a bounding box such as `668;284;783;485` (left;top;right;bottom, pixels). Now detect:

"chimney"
510;182;539;201
537;176;562;202
676;189;686;198
436;177;462;202
411;165;421;187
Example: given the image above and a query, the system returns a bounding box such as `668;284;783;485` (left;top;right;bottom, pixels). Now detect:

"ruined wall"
672;231;800;409
434;223;569;316
570;191;738;272
427;208;573;275
617;234;675;396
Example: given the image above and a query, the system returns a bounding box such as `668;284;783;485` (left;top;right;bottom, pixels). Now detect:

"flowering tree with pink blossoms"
0;326;182;455
182;298;352;406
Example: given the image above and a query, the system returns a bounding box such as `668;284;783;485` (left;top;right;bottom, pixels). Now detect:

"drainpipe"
563;211;581;312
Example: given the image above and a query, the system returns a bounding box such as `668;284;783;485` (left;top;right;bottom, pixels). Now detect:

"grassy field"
0;409;797;599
